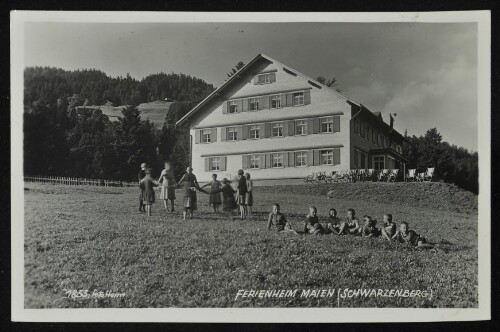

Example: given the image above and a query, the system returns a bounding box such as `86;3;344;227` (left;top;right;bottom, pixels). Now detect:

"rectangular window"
373;156;385;171
272;153;283;168
272;122;284;137
250;125;260;139
271;95;281;109
258;73;271;84
202;129;211;143
250;154;261;169
321;150;334;165
296;120;308;135
354;149;365;168
396;145;402;154
228;101;238;114
293;92;304;106
211;157;221;171
249;98;259;111
295;151;308;167
227;127;238;141
320;117;334;133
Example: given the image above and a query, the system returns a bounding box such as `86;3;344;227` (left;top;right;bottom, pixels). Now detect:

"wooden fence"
24;176;137;187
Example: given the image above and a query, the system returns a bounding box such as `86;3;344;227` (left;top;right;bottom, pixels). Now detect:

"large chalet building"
176;54;408;183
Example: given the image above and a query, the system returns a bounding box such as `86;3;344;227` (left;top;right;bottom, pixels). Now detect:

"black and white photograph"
11;11;491;322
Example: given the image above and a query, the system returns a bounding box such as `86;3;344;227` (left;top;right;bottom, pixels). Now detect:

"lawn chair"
406;169;416;182
378;169;389;182
388;169;399;182
424;167;435;182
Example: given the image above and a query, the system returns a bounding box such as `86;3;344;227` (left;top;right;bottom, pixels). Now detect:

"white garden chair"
406;169;416;182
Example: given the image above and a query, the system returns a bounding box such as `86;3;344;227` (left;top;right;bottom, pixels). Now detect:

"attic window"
257;74;271;84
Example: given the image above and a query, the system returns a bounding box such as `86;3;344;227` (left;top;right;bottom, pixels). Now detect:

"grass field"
23;182;478;308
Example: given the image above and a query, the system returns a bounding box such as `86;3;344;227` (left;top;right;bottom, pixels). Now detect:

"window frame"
321;149;334;165
272;122;284;138
292;92;305;106
211;157;221;171
228;101;238;114
227;127;238;141
272;153;284;168
320;116;334;133
249;97;260;111
295;151;308;167
372;155;385;171
257;73;271;84
202;129;212;143
270;95;281;109
296;120;308;136
249;154;261;169
249;125;261;139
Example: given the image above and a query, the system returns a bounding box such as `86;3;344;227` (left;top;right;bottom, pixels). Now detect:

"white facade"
182;55;354;183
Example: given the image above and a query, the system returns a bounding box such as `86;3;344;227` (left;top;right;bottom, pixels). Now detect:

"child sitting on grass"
393;222;435;250
381;213;397;241
359;215;379;237
338;208;360;235
304;206;325;235
325;208;342;235
267;203;298;235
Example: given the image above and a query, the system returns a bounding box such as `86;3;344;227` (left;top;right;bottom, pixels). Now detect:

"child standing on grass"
139;168;158;217
158;162;177;213
245;173;253;217
202;173;222;213
381;214;397;241
359;215;379;237
267;203;298;234
393;222;436;250
236;169;247;220
325;208;342;234
138;162;147;212
304;206;325;235
338;208;360;235
211;178;238;218
178;167;208;220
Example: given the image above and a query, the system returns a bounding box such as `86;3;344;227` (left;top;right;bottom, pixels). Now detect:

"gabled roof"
175;53;357;126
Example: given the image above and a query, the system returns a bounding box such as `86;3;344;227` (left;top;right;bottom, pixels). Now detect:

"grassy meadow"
23;182;478;308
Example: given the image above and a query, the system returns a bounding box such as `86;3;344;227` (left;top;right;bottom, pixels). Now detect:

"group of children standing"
267;205;435;250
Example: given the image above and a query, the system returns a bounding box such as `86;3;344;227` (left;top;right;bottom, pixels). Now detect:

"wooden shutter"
283;152;289;167
204;158;210;171
237;100;243;113
307;119;314;135
242;99;249;112
221;128;227;142
265;153;272;168
260;154;266;168
304;90;311;105
242;125;249;140
260;96;269;109
221;157;227;171
288;120;295;136
195;130;201;144
307;150;314;166
270;72;276;82
280;93;287;108
242;155;247;169
265;123;272;138
260;124;266;138
286;93;293;107
288;152;295;167
211;128;217;142
254;76;259;84
313;150;320;166
333;148;341;165
333;116;340;132
283;121;288;137
312;118;320;134
222;101;228;114
237;126;243;141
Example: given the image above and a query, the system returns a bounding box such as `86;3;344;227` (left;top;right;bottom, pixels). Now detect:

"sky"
24;22;478;151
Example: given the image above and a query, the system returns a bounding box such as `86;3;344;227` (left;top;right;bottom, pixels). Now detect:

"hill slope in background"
257;182;477;214
97;100;173;128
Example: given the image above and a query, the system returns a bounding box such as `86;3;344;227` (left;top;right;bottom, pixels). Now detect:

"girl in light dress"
202;173;222;213
158;162;177;213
